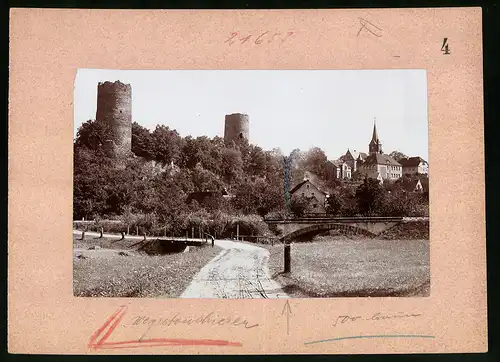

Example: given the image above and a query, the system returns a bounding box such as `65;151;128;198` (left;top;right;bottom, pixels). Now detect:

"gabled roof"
329;160;344;167
399;156;428;167
362;153;401;166
290;179;327;195
358;152;368;160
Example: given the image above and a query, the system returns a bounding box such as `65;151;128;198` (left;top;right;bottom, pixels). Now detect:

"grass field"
73;236;222;298
262;236;430;298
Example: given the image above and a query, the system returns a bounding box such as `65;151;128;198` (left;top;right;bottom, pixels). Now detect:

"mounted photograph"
73;69;430;299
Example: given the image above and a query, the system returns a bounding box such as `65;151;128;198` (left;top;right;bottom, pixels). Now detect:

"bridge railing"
264;216;406;223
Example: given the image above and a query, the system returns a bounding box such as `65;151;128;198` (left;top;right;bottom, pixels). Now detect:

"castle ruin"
96;81;132;162
224;113;249;145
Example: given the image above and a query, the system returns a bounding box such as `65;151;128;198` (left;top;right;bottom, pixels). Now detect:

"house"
358;153;402;181
399;157;429;176
341;149;368;172
289;179;328;214
357;121;402;181
327;160;352;179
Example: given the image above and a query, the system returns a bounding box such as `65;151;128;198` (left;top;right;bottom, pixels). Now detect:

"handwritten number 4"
441;38;450;55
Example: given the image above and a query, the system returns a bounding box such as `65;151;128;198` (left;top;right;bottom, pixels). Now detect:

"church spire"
369;117;383;155
371;117;379;143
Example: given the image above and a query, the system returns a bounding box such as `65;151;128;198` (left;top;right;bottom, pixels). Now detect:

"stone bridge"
264;216;421;242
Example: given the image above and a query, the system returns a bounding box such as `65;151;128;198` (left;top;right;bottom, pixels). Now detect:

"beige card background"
8;7;486;354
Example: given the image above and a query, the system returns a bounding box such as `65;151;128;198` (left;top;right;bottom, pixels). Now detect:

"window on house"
301;192;304;197
306;184;309;189
312;204;317;208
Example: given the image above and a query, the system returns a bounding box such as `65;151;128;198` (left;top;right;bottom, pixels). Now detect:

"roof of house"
361;153;401;166
399;156;428;167
329;159;349;168
358;152;368;160
290;179;327;195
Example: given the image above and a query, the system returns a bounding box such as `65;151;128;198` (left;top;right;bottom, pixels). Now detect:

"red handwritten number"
255;31;269;44
225;32;239;45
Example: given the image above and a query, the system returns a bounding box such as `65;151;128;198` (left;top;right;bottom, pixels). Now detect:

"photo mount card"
8;7;486;355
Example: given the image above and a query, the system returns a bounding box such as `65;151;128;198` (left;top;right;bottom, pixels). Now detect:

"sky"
74;69;428;161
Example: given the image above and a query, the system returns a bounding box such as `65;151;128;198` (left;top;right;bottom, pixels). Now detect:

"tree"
290;196;313;218
351;170;364;181
326;187;358;216
74;119;113;150
231;177;283;216
301;147;329;178
131;122;155;160
152;125;183;165
191;164;224;192
220;147;243;184
355;178;387;215
389;150;408;162
245;145;267;176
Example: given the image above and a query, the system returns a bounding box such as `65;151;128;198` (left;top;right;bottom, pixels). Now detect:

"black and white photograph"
73;69;430;299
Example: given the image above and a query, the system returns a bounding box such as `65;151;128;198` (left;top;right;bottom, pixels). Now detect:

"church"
343;121;403;183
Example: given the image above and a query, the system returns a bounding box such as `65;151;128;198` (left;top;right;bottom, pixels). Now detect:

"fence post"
80;231;85;240
283;155;293;274
136;226;139;236
284;241;291;273
236;223;240;241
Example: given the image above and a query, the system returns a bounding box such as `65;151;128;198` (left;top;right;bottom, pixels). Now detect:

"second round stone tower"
95;80;132;160
224;113;249;145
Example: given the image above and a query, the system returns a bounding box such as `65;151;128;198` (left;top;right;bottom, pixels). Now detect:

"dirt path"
180;239;289;299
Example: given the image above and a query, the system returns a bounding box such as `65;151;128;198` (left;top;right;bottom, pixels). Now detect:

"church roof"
362;153;401;166
369;122;381;145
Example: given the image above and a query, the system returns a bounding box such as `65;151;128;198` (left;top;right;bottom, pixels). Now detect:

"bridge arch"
279;223;376;243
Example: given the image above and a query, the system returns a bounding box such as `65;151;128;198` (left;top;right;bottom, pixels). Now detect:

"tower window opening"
238;132;243;139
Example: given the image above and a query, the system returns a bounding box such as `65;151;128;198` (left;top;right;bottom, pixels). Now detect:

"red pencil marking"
88;306;243;350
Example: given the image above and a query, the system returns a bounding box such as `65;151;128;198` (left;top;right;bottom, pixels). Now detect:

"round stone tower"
224;113;249;145
95;80;132;160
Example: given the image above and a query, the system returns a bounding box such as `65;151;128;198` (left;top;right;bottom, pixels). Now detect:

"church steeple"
369;117;383;154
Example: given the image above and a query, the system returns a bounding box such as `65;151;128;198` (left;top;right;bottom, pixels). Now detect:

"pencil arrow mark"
281;300;292;335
